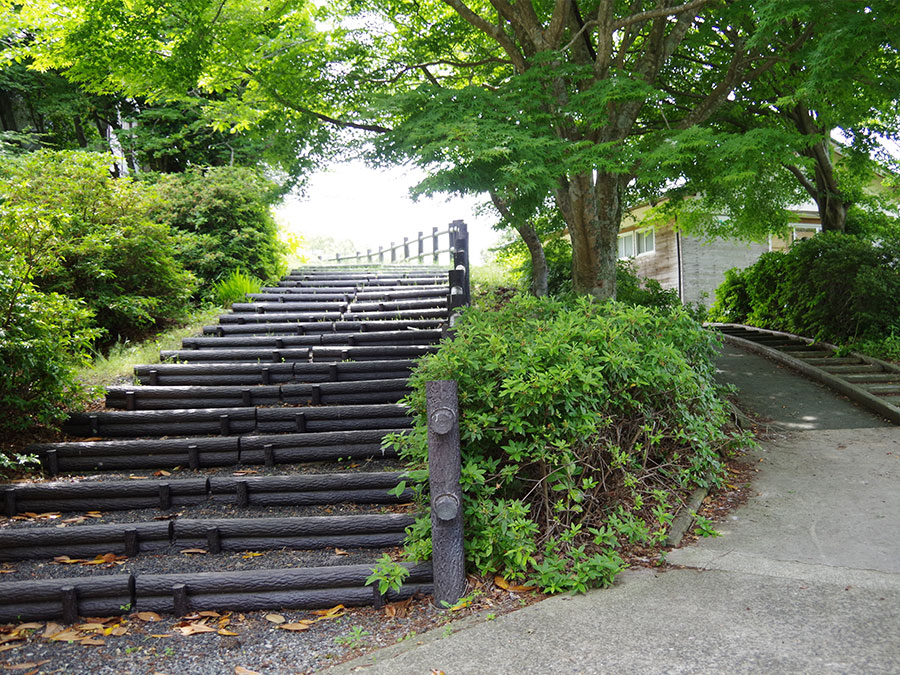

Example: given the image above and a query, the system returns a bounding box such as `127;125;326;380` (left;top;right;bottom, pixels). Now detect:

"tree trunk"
489;191;548;297
556;172;622;301
791;108;849;233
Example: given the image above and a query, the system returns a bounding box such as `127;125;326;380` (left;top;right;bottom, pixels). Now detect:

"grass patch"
78;305;223;388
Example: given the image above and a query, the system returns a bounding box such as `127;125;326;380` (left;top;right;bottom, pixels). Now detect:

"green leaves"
394;293;744;593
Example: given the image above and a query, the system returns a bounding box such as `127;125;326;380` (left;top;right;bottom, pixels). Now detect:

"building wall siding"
680;235;769;306
628;225;679;292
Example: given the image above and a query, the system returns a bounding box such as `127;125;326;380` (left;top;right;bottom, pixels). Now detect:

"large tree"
15;0;893;297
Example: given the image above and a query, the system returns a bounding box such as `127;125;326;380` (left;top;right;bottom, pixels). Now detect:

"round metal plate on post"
433;493;459;521
430;406;456;435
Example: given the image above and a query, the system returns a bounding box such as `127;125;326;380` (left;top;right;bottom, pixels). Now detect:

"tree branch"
442;0;528;71
782;162;818;200
613;0;712;30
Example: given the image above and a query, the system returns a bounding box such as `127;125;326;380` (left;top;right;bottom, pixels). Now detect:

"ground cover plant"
709;231;900;359
387;294;749;593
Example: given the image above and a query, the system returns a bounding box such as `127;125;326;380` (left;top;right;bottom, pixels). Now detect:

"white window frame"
618;228;655;259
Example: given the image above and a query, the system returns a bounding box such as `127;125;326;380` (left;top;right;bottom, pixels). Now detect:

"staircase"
712;323;900;425
1;264;458;622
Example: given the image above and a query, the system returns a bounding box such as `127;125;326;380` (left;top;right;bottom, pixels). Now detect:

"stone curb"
664;487;709;548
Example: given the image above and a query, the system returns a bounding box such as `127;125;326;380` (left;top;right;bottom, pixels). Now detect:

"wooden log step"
347;297;448;310
0;575;134;623
31;437;240;474
135;362;295;386
106;385;282;409
181;329;441;350
3;472;409;515
341;308;448;321
209;472;410;506
277;277;446;288
2;477;209;515
134;562;433;615
160;345;434;363
106;378;411;410
251;291;352;301
0;521;172;561
230;301;347;313
353;287;449;301
173;513;415;551
238;428;402;466
64;404;411;438
257;286;448;298
135;360;415;386
217;311;343;324
201;318;443;336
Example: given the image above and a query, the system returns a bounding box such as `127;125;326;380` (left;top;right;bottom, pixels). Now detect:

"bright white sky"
274;160;503;264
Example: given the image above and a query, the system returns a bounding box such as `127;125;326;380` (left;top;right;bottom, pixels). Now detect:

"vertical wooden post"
403;237;410;260
378;246;384;263
426;380;465;607
417;231;424;262
432;227;439;264
390;242;397;263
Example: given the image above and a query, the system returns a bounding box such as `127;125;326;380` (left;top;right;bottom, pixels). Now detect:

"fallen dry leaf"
74;623;105;632
264;614;285;624
234;667;261;675
231;470;258;476
83;553;127;566
0;569;14;574
0;644;22;654
311;605;345;619
334;548;349;556
153;470;172;477
384;598;412;619
241;552;264;559
217;629;239;636
85;512;103;518
3;661;49;671
52;555;86;565
198;611;221;618
150;634;173;639
110;626;128;637
128;475;149;480
180;548;208;555
136;612;162;622
279;621;313;632
48;630;82;642
493;575;536;593
12;624;42;634
448;597;471;611
174;624;216;636
41;623;64;639
79;637;105;646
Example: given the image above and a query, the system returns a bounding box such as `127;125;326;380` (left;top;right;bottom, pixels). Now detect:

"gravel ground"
0;577;537;674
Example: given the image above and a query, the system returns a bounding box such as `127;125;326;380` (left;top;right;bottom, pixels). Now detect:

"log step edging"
3;471;410;515
105;378;412;410
0;563;432;623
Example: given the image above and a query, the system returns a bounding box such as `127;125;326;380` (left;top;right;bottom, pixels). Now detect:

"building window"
618;229;655;259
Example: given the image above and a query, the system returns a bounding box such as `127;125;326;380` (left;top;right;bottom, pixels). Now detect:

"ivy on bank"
387;295;749;593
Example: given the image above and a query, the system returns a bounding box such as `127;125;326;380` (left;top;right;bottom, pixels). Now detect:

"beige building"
618;204;822;306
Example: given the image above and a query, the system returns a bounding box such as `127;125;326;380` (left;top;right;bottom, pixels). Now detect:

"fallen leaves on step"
83;553;128;567
241;551;264;559
234;667;261;675
128;475;149;480
264;614;285;624
334;548;349;556
153;470;173;477
278;621;313;632
232;470;258;476
11;512;60;522
174;620;217;636
52;556;86;564
0;568;14;574
180;548;208;555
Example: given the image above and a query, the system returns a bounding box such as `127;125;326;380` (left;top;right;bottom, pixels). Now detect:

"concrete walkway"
331;346;900;674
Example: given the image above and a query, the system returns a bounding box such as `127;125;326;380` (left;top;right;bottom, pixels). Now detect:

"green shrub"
0;266;98;436
710;232;900;343
386;295;747;593
152;166;286;299
0;150;196;346
213;269;263;307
